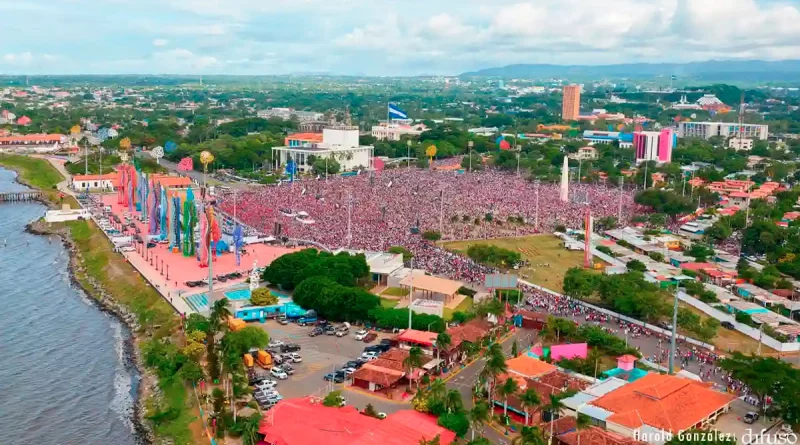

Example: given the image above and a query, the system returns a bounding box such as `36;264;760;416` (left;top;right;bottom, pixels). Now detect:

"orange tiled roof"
590;374;735;433
0;134;64;143
397;329;437;347
505;355;557;378
285;132;324;144
558;426;647;445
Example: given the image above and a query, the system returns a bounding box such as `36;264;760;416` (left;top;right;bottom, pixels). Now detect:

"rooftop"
396;329;437;347
505;355;557;379
590;373;735;433
399;273;462;296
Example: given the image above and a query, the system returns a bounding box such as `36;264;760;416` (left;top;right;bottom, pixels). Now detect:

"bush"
627;259;647;272
437;412;470;437
458;286;476;297
368;307;446;332
185;313;210;334
293;276;380;322
466;244;522;268
262;248;370;290
388;245;414;262
495;289;522;304
597;246;614;257
422;230;442;241
450;311;475;324
649;252;665;262
250;288;278;306
735;311;754;325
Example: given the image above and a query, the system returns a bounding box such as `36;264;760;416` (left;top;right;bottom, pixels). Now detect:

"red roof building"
0;133;66;146
16;116;32;126
590;373;735;434
396;329;437;347
258;397;455;445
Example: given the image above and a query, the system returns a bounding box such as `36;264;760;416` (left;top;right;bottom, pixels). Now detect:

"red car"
362;332;378;343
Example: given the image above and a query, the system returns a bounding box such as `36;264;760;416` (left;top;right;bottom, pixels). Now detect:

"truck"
243;353;254;369
296;309;318;326
256;350;273;369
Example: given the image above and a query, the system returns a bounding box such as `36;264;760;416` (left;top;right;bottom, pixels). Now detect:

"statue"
249;260;260;291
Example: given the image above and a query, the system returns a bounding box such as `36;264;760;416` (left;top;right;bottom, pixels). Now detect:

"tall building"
677;121;768;140
634;129;675;164
562;85;581;121
272;125;373;173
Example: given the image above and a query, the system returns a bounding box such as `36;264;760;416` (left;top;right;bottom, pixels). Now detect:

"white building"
678;122;768;140
729;137;753;151
467;127;499;136
72;173;118;190
371;122;428;141
272;125;374;174
257;107;324;122
45;207;91;223
571;146;599;160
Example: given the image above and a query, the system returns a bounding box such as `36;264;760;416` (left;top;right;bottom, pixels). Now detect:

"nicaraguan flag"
388;103;408;120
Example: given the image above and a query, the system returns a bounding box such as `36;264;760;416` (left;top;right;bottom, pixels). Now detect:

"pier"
0;191;42;203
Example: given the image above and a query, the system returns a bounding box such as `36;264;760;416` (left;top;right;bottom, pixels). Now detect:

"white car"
361;351;379;360
268;340;285;348
354;330;368;341
342;367;357;376
287;353;302;363
270;367;288;380
255;379;277;391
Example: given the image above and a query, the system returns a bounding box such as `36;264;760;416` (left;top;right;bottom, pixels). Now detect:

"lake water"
0;167;139;445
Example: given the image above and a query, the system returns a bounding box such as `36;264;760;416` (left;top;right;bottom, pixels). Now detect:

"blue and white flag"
388;103;408;120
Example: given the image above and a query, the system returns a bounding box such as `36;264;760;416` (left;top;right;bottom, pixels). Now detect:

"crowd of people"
217;168;642;280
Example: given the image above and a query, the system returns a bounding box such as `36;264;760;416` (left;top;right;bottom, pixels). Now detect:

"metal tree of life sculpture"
199;151;216;297
151;146;164;164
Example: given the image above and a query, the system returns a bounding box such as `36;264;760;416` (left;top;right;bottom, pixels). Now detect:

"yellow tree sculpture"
426;145;437;166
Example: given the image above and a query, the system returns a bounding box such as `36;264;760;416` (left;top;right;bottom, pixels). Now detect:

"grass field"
380;297;400;309
443;297;474;321
0;154;63;189
441;235;589;292
382;287;409;297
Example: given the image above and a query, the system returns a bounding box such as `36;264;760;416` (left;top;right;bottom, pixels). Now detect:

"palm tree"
436;332;451;365
512;426;547;445
545;394;566;443
576;413;592;445
239;413;262;445
481;343;507;403
444;389;463;413
429;378;447;403
209;297;232;330
469;401;490;441
403;346;425;389
418;435;441;445
519;388;541;426
497;377;519;417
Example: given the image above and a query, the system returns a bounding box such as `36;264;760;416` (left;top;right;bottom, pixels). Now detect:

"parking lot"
251;320;408;413
714;398;781;444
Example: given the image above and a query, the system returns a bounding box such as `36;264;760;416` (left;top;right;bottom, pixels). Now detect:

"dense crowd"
217;168;642;282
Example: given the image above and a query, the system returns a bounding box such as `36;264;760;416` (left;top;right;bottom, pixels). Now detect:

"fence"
520;279;717;351
676;291;800;353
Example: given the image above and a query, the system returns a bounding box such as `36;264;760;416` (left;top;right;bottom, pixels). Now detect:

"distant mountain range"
460;60;800;83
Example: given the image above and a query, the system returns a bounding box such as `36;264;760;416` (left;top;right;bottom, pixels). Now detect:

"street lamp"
407;140;412;170
468;140;474;172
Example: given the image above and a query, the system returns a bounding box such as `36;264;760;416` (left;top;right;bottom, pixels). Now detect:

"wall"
521;279;717;350
676;291;800;353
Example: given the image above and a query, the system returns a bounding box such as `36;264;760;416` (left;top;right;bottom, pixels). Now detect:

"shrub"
250;288;278;306
368;307;446;332
458;286;477;297
437;412;470;437
422;230;442;241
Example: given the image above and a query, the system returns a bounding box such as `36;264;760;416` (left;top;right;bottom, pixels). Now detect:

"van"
256;350;273;369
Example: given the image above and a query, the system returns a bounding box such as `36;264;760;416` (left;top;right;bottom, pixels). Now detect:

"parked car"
342;367;357;376
335;328;349;337
309;327;324;337
743;412;759;424
255;379;277;391
363;332;378;343
270;367;288;380
344;360;363;369
325;325;336;335
280;364;295;375
721;321;735;330
323;372;345;383
375;344;392;353
379;338;392;346
146;242;156;248
280;343;301;353
354;330;368;341
268;340;285;348
361;351;379;360
363;345;381;353
287;352;302;363
277;316;290;325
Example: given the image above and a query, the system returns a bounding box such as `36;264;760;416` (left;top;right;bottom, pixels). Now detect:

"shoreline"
2;163;154;445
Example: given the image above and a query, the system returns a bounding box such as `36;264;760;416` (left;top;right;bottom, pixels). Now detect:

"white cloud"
2;52;35;65
152;38;169;47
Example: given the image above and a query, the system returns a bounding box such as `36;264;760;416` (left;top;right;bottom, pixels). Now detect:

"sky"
3;0;800;76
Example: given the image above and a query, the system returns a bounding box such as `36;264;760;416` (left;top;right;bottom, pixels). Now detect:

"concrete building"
72;173;119;190
272;125;374;173
468;127;500;136
562;85;581;121
678;122;768;140
257;107;324;122
634;129;675;164
583;130;633;148
298;120;329;132
572;146;599;160
371;122;427;141
728;137;753;151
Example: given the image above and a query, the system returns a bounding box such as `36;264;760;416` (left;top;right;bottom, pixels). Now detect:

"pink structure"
617;354;637;371
634;129;674;164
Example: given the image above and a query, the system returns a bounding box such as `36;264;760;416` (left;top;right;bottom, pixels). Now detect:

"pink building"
634;129;674;164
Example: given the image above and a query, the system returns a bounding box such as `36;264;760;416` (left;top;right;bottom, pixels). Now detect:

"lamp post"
407;140;412;170
468;140;474;172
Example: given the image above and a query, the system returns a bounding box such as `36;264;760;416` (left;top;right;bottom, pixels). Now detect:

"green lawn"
441;235;592;292
382;287;409;297
443;297;474;321
380;298;400;309
0;154;63;190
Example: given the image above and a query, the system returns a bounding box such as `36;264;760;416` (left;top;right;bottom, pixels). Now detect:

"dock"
0;191;42;203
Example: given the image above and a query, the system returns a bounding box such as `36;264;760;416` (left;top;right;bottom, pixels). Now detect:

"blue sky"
3;0;800;76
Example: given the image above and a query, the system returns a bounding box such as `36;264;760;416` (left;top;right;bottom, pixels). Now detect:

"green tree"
519;388;541;426
498;377;519;416
323;390;345;407
437;412;470;437
388;245;414;262
512;426;547;445
562;267;601;300
364;403;380;418
720;353;800;423
404;346;426;388
626;259;647;272
468;401;490;441
436;332;452;357
250;288;278;306
511;339;519;357
422;230;442;241
311;157;341;176
444;389;464;414
419;435;442;445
